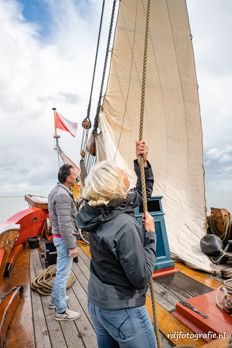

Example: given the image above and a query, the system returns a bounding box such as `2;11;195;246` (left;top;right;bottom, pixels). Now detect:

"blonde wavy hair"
83;161;128;206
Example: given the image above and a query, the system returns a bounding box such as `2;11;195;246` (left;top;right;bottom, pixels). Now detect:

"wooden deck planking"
145;292;206;346
77;245;175;348
73;262;89;289
2;248;35;348
202;335;231;348
55;290;86;348
175;262;222;289
2;239;228;348
77;243;91;267
147;282;176;312
70;284;97;347
75;254;90;279
30;241;229;348
77;245;174;348
78;243;208;346
30;250;52;348
31;249;68;348
155;272;213;300
30;248;97;348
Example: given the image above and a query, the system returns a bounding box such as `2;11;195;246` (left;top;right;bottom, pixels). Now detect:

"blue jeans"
88;302;157;348
51;237;73;313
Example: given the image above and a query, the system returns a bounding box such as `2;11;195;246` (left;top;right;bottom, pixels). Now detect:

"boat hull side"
3;208;48;246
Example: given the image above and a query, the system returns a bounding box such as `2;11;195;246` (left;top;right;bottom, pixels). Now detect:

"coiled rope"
216;278;232;314
137;1;162;348
208;213;232;243
31;265;75;296
221;268;232;279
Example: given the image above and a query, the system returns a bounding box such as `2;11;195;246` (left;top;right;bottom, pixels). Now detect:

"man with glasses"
48;164;81;321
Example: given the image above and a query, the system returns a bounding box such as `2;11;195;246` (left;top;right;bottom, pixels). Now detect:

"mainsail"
96;0;211;272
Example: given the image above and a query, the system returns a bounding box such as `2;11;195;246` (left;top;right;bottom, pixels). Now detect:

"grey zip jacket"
76;160;156;309
48;183;78;249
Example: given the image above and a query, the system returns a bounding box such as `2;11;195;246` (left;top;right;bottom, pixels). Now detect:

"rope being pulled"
137;1;162;348
31;265;75;296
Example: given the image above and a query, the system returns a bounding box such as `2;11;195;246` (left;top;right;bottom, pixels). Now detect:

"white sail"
96;0;212;272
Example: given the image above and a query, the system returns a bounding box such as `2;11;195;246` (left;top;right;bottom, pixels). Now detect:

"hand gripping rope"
138;1;162;347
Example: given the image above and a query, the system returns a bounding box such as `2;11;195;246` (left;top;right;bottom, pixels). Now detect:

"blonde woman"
76;141;157;348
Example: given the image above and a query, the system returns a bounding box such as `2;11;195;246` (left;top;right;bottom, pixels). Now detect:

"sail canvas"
96;0;212;272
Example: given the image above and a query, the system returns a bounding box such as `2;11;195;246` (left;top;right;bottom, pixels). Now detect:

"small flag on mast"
54;111;78;137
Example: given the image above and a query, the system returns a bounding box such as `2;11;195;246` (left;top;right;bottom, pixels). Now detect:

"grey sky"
0;0;231;197
187;0;232;192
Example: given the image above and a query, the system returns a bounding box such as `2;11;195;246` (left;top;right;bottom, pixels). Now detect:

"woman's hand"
136;140;148;166
142;211;155;232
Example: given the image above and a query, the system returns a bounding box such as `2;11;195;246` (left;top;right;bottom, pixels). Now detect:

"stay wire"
93;0;117;134
81;0;106;153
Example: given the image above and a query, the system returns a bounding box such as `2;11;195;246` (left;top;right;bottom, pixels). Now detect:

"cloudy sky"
0;0;231;197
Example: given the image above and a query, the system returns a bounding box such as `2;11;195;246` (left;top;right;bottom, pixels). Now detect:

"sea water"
0;192;231;223
0;196;27;222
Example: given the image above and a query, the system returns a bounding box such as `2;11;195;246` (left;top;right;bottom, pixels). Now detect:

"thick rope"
31;265;75;296
216;278;232;314
137;1;162;348
208;213;232;243
223;214;232;242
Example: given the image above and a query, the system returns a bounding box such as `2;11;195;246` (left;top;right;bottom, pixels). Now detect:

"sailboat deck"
30;246;96;348
4;243;229;348
29;245;172;348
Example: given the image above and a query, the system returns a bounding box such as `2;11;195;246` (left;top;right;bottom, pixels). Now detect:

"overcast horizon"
0;0;231;198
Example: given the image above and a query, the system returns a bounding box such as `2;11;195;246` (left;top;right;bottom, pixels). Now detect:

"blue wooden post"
134;196;174;270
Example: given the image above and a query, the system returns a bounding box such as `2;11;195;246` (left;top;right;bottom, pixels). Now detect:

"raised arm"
116;215;156;289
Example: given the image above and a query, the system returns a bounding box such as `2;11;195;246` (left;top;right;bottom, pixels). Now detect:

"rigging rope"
85;0;117;170
137;1;162;348
216;278;232;314
221;214;232;242
93;0;117;135
80;0;106;158
31;265;75;296
208;213;232;243
114;0;139;162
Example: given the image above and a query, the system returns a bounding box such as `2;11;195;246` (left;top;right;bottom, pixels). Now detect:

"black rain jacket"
76;160;156;309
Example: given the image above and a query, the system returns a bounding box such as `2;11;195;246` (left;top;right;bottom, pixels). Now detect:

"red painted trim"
3;207;40;225
175;291;232;336
172;311;210;342
0;249;5;267
0;286;23;346
152;267;178;279
3;244;24;277
1;208;48;246
8;244;24;265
